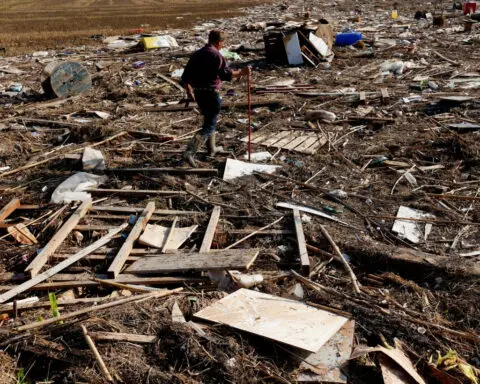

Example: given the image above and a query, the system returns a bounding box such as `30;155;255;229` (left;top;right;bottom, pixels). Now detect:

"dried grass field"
0;0;265;55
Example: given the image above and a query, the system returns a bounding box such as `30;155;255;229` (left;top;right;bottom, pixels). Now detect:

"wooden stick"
200;207;221;253
108;202;155;278
86;188;186;196
81;325;114;382
292;209;310;276
432;50;460;66
0;224;127;304
0;296;112;312
16;288;182;331
319;225;361;293
25;199;92;278
91;206;199;215
93;278;155;293
161;216;178;253
0;198;20;222
89;331;157;344
225;216;284;249
105;167;218;175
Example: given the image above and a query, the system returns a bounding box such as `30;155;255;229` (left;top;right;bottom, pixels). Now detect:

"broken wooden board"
127;249;259;274
296;320;355;383
241;130;326;154
223;159;281;181
194;288;349;353
138;224;198;250
7;224;37;245
293;209;310;276
89;332;157;344
350;346;426;384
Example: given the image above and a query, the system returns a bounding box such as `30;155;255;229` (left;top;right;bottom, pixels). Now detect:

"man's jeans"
194;90;221;139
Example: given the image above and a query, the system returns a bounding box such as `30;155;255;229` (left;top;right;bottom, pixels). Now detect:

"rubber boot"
207;132;224;156
182;133;205;168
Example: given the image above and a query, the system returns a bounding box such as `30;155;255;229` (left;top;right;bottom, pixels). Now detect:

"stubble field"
0;0;265;55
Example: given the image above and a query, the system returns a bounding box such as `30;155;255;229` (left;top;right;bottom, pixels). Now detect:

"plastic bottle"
392;9;398;19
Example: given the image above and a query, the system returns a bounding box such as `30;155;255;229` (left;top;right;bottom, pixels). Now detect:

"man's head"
208;30;225;49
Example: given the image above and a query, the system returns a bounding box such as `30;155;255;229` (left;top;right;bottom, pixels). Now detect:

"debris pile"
0;0;480;383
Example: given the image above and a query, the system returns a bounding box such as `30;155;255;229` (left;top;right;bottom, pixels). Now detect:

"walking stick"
247;70;252;162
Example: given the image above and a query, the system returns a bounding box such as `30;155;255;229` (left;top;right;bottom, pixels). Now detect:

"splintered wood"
241;129;327;154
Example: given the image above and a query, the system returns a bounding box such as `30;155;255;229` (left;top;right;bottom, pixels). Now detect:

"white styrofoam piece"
392;206;434;244
223;159;280;181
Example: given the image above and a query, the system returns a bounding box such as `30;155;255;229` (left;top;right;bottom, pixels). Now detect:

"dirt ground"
0;0;267;55
0;0;480;383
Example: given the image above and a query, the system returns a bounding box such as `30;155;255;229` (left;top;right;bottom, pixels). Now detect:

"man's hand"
240;66;252;77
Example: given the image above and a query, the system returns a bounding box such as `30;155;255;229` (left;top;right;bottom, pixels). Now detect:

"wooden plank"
0;296;112;312
25;199;92;278
108;202;155;278
200;206;221;253
251;134;270;144
194;288;348;353
86;189;186;196
89;332;157;344
271;132;299;149
0;198;20;222
303;135;328;154
294;136;318;153
381;88;389;103
105;168;217;175
293;209;310;276
282;135;309;150
90;206;199;215
0;276;205;291
0;224;127;304
161;217;177;253
359;91;366;103
262;130;292;146
127;249;260;274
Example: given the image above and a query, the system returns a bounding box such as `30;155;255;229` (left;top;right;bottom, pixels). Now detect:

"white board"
139;224;198;249
194;288;348;353
283;33;303;66
309;33;329;57
392;206;434;244
223;159;281;181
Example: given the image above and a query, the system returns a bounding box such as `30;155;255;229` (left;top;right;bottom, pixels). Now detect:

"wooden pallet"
242;130;326;154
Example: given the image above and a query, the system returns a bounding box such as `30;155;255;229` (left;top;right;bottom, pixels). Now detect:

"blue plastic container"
335;32;363;46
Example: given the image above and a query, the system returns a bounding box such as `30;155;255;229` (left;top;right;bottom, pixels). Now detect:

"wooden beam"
105;168;217;175
293;209;310;276
0;276;205;291
25;199;92;278
0;224;127;304
161;217;178;254
90;206;200;215
86;189;186;196
16;288;182;331
380;88;389;104
0;296;112;312
81;325;114;382
107;202;155;278
0;198;20;222
127;249;260;274
199;207;221;253
89;332;157;344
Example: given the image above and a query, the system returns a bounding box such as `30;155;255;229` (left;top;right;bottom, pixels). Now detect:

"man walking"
181;30;251;167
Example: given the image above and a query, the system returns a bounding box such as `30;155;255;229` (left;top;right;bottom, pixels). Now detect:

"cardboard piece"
350;346;426;384
194;288;349;353
315;23;335;49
